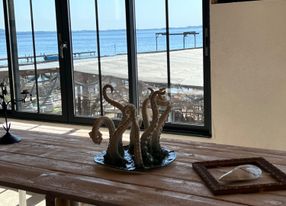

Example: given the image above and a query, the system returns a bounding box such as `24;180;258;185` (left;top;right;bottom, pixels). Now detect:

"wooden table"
0;129;286;206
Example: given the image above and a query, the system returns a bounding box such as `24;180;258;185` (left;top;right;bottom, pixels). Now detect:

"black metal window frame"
162;0;211;136
2;0;211;137
2;0;67;122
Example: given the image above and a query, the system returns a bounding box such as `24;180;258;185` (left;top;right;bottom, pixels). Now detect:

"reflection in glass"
98;0;129;119
169;0;204;125
70;0;130;119
70;0;101;117
135;0;168;118
32;0;62;114
13;0;63;114
14;0;38;112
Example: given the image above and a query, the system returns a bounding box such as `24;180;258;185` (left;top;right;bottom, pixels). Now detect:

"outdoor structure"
0;48;204;125
155;31;199;50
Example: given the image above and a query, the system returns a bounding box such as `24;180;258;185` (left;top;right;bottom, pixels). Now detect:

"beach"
0;48;203;88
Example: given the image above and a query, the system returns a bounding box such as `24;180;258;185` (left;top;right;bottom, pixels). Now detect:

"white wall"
208;0;286;150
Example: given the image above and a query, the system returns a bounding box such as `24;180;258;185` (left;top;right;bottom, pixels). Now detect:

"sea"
0;26;202;65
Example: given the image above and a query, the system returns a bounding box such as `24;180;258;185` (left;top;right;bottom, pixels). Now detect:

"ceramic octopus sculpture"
89;84;175;170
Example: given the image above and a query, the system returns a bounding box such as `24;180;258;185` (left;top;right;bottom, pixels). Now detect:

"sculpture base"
0;132;22;145
94;146;176;171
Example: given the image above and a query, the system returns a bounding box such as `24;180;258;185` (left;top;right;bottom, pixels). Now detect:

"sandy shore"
0;48;203;87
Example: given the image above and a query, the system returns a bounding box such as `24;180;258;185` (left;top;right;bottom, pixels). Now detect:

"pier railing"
0;38;202;68
0;50;97;68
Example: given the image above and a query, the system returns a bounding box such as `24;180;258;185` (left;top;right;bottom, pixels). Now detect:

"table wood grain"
0;129;285;206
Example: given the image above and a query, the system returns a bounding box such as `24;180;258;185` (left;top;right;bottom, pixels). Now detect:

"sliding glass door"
135;0;207;128
169;0;204;126
1;0;211;135
69;0;129;119
69;0;101;118
135;0;168;111
6;0;62;114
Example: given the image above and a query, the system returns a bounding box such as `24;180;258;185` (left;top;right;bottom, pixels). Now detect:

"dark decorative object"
95;146;176;171
212;0;258;4
0;82;32;144
193;157;286;195
89;84;176;171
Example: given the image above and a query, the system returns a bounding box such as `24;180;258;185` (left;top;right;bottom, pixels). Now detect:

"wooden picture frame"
193;157;286;195
212;0;258;4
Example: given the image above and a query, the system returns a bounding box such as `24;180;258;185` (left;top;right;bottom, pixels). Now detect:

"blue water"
0;26;202;61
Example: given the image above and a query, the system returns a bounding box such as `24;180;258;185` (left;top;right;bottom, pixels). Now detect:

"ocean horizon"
0;25;202;33
0;26;203;62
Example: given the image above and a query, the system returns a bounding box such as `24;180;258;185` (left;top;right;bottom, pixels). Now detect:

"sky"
0;0;202;32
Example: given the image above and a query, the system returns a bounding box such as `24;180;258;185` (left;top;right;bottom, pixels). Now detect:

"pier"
155;31;199;50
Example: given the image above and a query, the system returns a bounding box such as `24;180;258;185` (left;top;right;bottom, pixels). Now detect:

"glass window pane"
32;0;62;114
135;0;168;117
98;0;129;119
70;0;101;117
14;0;38;112
169;0;204;125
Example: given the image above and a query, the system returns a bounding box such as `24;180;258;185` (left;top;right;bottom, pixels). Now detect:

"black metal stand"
0;82;30;145
0;98;21;145
0;132;21;144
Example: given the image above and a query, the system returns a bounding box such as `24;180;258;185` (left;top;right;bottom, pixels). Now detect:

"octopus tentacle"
90;85;173;169
142;88;167;130
150;89;169;146
156;90;169;107
89;116;116;144
140;89;165;165
103;84;125;153
142;88;154;129
140;91;160;142
128;105;144;168
151;99;171;153
103;84;125;112
142;97;150;130
105;104;134;166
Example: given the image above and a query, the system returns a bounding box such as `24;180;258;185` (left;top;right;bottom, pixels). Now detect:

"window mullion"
125;0;138;108
165;0;171;89
3;0;19;110
202;0;212;135
94;0;104;116
29;0;40;114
